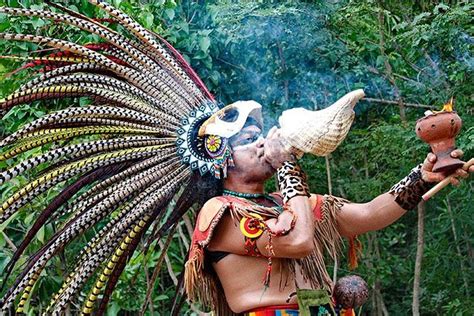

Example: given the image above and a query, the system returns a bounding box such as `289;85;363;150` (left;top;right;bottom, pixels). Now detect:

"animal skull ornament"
198;100;263;138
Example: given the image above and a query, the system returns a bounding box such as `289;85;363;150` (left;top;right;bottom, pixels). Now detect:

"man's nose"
256;136;265;148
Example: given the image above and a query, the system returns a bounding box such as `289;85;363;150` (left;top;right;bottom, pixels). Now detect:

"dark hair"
194;172;223;206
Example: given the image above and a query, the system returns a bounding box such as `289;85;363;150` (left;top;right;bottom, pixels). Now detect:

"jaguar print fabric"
277;161;310;203
389;164;433;210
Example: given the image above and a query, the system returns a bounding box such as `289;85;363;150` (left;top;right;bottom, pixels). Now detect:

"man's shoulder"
197;196;232;232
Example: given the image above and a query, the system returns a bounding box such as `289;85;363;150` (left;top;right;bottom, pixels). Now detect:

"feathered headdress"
0;1;252;314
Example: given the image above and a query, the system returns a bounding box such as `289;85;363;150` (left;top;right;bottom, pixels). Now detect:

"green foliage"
0;0;472;315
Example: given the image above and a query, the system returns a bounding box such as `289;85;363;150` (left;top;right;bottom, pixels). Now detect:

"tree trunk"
325;155;338;284
325;155;333;195
365;231;389;316
374;234;389;316
412;202;425;316
363;97;433;109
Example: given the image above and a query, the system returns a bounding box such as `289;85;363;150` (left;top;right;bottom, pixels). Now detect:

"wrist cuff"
389;164;434;210
277;161;310;203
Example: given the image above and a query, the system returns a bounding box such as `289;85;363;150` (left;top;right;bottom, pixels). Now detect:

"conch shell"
279;89;365;157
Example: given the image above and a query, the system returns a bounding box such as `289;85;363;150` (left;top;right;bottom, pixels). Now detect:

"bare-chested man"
184;103;472;315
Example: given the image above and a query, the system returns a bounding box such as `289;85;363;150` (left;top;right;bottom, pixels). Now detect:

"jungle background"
0;0;472;315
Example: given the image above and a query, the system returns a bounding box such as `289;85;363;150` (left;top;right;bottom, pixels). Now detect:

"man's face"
227;125;275;182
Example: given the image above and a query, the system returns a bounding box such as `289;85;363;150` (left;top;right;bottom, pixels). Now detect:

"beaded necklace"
222;189;264;199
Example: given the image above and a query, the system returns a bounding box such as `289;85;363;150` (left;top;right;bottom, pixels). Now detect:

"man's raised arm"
336;150;472;237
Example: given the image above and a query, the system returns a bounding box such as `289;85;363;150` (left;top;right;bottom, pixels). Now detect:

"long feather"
1;84;181;118
2;166;188;312
56;152;177;220
87;0;203;100
0;106;167;147
45;169;189;314
0;145;172;224
81;214;152;315
1;126;172;161
0;0;216;313
20;63;112;91
1;162;130;289
0;7;198;105
55;156;180;227
0;136;169;185
0;33;187;111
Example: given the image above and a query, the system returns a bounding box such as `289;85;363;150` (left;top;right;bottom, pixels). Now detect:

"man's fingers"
455;169;469;179
450;149;464;158
469;165;474;173
422;153;437;172
422;171;445;183
266;126;277;140
450;177;460;187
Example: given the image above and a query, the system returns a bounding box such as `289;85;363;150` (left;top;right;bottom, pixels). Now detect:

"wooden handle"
422;158;474;201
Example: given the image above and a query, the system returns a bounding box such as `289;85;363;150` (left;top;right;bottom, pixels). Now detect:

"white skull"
199;100;263;138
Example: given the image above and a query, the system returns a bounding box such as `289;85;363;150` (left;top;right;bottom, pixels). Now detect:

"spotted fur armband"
277;161;310;203
389;164;433;210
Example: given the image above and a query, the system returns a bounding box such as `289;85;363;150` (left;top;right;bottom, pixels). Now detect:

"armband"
389;164;433;210
277;161;310;203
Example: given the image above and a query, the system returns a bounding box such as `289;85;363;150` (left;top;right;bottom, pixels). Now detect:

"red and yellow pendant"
240;213;265;238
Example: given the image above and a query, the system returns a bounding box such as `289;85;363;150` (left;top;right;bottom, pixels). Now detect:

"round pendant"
240;213;264;238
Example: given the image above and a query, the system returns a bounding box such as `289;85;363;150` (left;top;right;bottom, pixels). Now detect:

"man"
0;3;470;314
185;102;472;315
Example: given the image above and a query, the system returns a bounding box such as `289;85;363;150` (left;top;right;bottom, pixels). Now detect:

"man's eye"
231;132;261;147
238;138;251;145
245;135;258;143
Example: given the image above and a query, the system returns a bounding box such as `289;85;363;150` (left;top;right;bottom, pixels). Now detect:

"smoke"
206;2;367;130
196;1;473;130
456;32;474;71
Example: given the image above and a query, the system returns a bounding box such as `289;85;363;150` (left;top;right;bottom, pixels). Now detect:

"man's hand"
263;126;294;169
421;150;473;186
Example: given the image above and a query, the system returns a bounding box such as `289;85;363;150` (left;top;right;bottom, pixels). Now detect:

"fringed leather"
184;199;229;314
185;194;350;314
184;196;271;315
348;236;362;270
184;239;237;315
296;195;348;292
